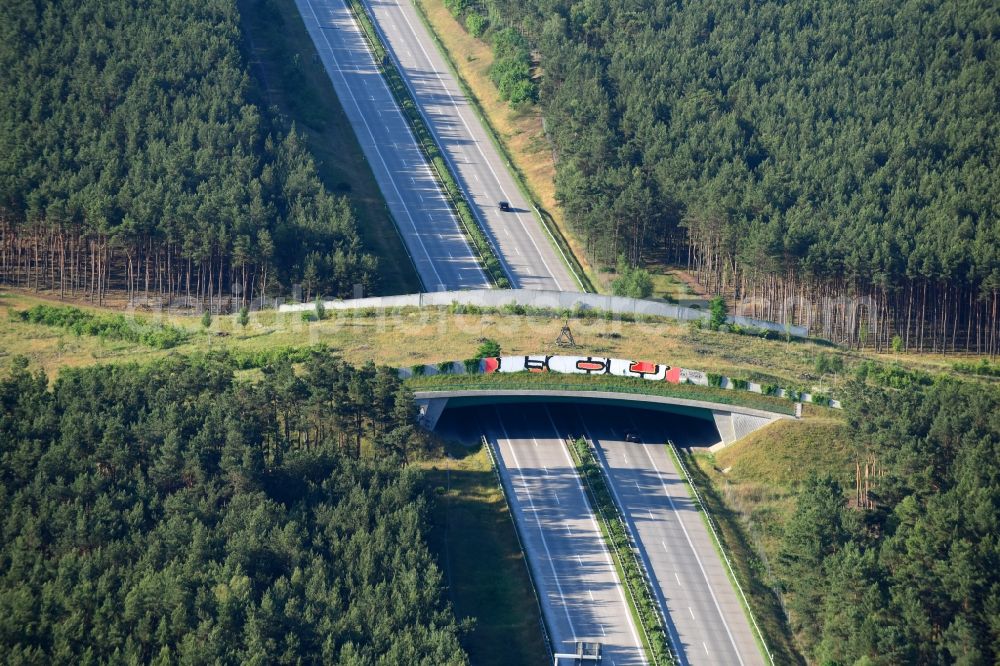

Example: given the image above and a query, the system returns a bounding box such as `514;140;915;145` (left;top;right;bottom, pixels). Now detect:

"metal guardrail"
581;436;678;665
668;441;774;665
481;434;555;662
355;0;515;287
404;0;591;292
566;437;675;665
346;0;508;287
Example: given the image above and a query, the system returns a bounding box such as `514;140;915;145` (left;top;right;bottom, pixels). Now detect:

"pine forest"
476;0;999;351
0;0;378;309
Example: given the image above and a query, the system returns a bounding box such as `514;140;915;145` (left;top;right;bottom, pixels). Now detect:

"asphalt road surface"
295;0;490;292
484;405;647;665
360;0;579;291
565;404;766;666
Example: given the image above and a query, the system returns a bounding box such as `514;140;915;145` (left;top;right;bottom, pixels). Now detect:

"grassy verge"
666;443;777;664
238;0;421;295
414;0;605;292
405;372;799;415
566;437;673;664
3;290;986;400
409;0;594;293
344;0;508;287
678;418;858;665
420;440;548;665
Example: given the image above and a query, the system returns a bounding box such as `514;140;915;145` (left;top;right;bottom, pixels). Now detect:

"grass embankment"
4;290;977;388
567;438;673;664
344;0;508;287
413;0;602;292
406;372;798;415
420;440;548;666
238;0;421;295
679;418;858;664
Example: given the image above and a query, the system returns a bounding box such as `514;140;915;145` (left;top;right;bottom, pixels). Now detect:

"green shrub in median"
569;438;673;664
345;0;509;288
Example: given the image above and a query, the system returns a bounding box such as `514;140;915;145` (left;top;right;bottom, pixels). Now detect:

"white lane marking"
575;408;683;662
675;572;682;586
648;509;655;520
379;0;568;290
599;623;606;637
589;590;595;601
542;407;647;664
492;409;578;638
662;540;668;552
688;607;696;620
298;0;487;290
638;437;745;664
576;555;584;566
703;642;710;655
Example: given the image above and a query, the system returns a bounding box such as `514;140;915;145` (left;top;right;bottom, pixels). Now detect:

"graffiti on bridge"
482;355;708;386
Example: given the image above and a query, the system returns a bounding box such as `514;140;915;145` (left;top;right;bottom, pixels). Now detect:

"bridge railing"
668;441;774;665
481;434;555;662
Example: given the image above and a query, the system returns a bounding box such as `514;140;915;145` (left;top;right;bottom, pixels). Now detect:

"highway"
484;405;647;665
294;0;490;292
566;404;766;666
359;0;578;291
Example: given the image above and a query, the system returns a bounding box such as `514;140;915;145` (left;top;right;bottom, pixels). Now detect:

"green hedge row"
15;304;190;349
346;0;509;288
405;371;797;414
569;437;674;664
222;344;331;370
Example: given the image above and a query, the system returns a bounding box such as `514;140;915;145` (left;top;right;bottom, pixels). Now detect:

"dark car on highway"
498;200;511;211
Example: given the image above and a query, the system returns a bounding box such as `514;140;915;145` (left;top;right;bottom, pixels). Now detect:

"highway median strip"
566;436;675;665
345;0;510;288
666;442;775;664
408;0;595;293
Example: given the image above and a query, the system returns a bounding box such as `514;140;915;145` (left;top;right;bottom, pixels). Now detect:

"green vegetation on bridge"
405;371;797;416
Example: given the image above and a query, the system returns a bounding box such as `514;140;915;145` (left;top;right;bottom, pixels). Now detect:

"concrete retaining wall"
278;289;807;336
